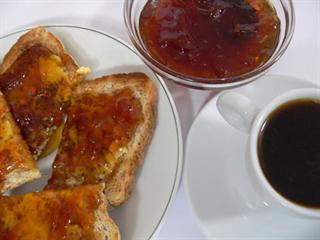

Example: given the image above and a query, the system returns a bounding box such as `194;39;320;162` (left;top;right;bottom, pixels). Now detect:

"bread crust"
94;185;121;240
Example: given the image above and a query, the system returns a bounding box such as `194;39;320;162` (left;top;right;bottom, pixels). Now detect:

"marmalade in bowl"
139;0;280;81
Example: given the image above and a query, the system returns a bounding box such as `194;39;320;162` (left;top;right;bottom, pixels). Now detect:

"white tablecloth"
0;0;319;239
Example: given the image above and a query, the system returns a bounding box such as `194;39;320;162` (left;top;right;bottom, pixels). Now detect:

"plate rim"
0;24;184;240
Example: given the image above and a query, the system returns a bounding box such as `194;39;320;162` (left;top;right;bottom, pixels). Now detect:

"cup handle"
216;92;260;133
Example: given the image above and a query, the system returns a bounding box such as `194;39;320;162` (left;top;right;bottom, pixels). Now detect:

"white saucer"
184;75;320;239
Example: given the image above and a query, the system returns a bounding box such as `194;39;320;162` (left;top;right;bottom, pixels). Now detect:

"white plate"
0;26;183;240
184;75;320;240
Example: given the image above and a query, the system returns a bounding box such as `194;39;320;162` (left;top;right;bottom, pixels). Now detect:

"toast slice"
0;26;88;159
0;92;40;193
46;73;157;207
0;184;120;239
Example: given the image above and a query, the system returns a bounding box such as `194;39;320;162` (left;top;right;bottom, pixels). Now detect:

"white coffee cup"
216;87;320;218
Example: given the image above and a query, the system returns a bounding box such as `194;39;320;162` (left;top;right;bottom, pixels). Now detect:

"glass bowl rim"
124;0;296;88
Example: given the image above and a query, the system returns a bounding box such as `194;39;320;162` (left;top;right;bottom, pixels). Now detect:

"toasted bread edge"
2;169;41;193
94;184;121;240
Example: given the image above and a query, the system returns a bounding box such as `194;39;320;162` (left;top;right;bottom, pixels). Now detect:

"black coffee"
258;99;320;208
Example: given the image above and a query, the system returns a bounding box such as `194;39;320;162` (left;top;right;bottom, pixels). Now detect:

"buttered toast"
0;184;120;240
0;27;88;159
46;73;157;207
0;92;40;193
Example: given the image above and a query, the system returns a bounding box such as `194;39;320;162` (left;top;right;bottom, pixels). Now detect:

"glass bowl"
124;0;295;90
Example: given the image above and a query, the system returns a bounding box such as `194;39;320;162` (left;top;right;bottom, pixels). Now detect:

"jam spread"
0;185;104;239
0;96;28;185
46;89;143;189
0;45;71;157
140;0;280;81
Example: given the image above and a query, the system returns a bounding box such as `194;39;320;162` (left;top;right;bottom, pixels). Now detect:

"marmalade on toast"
0;102;23;184
46;89;143;189
0;185;106;239
0;45;72;157
0;94;39;190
